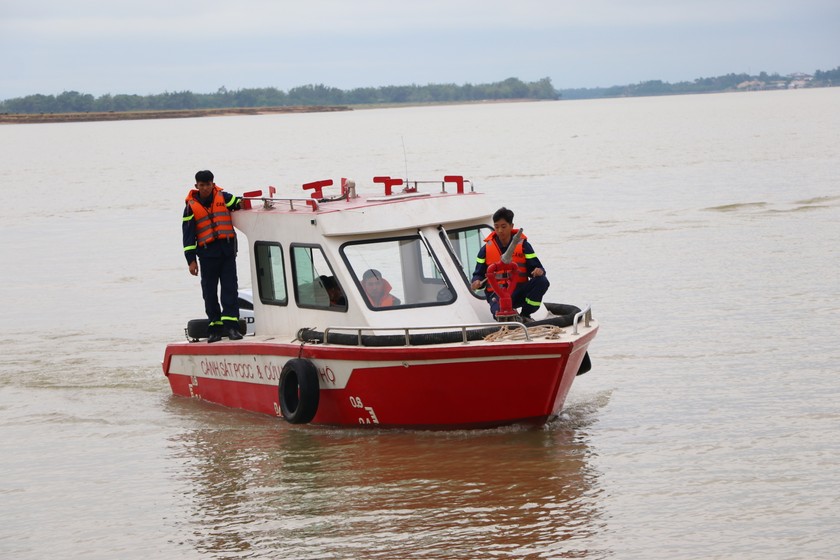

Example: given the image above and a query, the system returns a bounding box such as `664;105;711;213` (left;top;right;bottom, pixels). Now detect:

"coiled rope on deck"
483;325;565;342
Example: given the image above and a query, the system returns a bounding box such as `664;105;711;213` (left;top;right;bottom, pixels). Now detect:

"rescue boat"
162;176;599;429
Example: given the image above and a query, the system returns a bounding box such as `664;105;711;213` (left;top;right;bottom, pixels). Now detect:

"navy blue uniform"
183;191;241;334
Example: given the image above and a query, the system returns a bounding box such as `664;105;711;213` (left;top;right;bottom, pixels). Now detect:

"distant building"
787;73;813;89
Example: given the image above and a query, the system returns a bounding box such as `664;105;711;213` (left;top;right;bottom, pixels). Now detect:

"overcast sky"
1;0;838;99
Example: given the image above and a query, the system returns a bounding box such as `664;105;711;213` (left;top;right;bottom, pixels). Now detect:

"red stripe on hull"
163;329;596;429
167;372;280;416
319;357;566;428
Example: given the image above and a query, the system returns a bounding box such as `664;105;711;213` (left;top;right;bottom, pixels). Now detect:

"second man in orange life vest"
362;269;401;307
183;170;243;343
470;207;549;322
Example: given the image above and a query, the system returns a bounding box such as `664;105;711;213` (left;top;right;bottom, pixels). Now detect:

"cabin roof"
237;181;492;237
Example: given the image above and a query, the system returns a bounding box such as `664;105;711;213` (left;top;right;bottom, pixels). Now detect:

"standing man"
183;170;243;343
470;207;549;322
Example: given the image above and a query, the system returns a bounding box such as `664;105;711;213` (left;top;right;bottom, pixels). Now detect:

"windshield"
440;225;493;296
341;235;456;310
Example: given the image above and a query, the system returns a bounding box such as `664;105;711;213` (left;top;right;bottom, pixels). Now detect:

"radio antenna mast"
401;136;409;181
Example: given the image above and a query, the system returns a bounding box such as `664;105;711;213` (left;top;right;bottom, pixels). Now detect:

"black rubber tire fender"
576;351;592;376
278;359;320;424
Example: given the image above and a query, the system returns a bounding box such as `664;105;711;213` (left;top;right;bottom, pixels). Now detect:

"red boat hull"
163;330;596;429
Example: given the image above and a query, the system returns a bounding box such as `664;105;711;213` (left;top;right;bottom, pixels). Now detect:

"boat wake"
545;389;613;431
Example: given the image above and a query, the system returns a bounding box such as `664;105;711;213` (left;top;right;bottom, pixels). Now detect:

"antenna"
401;136;409;181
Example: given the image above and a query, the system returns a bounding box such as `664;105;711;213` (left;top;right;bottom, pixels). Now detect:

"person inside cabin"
470;206;548;323
361;269;401;307
319;275;347;306
183;170;243;343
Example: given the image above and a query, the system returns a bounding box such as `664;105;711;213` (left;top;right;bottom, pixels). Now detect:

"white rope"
483;324;565;342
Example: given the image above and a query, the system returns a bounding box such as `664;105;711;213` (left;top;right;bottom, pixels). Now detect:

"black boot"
227;327;243;340
207;332;222;343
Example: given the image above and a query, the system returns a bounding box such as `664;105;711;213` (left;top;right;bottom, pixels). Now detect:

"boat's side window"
291;244;347;311
341;236;455;309
441;225;492;298
254;241;288;305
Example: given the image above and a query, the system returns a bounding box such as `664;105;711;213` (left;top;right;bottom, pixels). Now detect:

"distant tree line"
2;67;837;114
813;66;840;82
559;66;840;100
0;77;557;114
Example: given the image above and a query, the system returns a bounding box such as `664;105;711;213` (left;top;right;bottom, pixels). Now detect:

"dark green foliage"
2;68;837;114
813;66;840;82
0;77;558;114
558;67;839;99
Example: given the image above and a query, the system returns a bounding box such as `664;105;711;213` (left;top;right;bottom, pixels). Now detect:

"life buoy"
278;359;320;424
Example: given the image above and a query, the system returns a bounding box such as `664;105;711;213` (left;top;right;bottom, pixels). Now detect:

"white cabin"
234;177;499;336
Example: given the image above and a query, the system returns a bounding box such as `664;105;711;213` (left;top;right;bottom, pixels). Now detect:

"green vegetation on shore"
0;77;556;115
1;67;837;116
560;67;839;99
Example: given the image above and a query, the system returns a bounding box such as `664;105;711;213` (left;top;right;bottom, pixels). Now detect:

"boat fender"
278;359;320;424
576;352;592;376
295;302;581;347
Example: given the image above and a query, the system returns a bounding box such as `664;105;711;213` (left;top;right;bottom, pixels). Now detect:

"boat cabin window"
441;225;493;298
291;244;347;311
341;236;456;310
254;241;288;305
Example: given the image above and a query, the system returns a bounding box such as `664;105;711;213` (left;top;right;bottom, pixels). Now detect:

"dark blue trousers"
199;248;239;333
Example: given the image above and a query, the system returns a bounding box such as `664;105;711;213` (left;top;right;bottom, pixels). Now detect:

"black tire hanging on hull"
576;352;592;376
278;359;320;424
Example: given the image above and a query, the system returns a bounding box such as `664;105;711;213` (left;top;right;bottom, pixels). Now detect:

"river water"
1;88;839;559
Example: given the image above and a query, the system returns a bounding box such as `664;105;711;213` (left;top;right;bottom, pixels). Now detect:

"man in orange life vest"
470;207;549;322
183;170;243;343
362;269;401;307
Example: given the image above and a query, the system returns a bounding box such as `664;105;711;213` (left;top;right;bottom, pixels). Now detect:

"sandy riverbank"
0;105;351;124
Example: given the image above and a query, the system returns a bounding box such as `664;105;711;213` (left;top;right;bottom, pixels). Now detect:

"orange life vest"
484;229;529;284
186;186;235;247
371;293;398;307
364;277;398;307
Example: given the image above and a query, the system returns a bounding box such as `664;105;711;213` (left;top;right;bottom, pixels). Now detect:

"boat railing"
374;175;473;195
322;321;532;346
240;174;473;211
242;196;321;211
572;304;592;335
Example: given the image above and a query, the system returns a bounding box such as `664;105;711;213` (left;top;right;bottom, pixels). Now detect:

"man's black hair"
362;269;382;281
319;275;338;290
195;170;214;183
492;207;514;224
